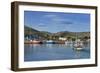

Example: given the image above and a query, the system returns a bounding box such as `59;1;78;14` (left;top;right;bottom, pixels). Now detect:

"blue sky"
24;11;90;33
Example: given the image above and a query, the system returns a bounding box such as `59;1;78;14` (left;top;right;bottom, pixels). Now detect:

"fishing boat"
31;40;42;44
24;40;42;44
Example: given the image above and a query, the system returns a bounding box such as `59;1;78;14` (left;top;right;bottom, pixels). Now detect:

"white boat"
73;33;83;51
46;40;55;44
74;43;83;51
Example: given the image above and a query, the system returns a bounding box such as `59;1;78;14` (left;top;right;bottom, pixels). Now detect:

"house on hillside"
59;37;67;41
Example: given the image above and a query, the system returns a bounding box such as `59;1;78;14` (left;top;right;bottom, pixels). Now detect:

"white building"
59;37;67;41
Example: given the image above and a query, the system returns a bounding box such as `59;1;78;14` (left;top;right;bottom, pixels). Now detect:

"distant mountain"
54;31;90;37
24;25;90;40
54;31;74;37
24;25;40;35
40;31;52;35
24;26;52;39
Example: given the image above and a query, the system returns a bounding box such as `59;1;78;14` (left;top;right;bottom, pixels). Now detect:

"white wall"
0;0;99;73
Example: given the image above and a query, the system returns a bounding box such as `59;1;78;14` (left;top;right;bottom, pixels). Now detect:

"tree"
82;36;89;41
67;36;72;41
72;37;76;41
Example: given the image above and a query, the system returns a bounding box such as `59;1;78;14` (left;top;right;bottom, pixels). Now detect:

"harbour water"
24;43;90;61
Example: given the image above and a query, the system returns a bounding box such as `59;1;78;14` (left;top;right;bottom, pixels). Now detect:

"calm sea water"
24;43;90;61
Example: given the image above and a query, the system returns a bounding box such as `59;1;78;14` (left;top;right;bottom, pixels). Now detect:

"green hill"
24;25;90;40
24;25;51;39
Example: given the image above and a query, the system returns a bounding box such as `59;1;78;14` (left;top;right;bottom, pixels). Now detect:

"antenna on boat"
73;32;83;51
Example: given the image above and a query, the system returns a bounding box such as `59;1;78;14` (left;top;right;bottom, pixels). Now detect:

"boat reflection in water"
24;41;90;61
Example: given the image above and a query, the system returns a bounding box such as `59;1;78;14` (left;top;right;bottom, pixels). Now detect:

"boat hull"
74;47;83;51
24;41;42;44
45;41;55;44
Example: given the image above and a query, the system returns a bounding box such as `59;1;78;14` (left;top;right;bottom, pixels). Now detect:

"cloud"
38;23;45;26
52;18;73;25
44;14;57;18
43;14;74;26
52;18;66;22
61;21;73;25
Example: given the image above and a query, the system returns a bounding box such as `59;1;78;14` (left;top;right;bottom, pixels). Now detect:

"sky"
24;11;90;33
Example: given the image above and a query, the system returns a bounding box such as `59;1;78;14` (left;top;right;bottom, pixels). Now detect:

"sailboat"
73;33;83;51
74;41;83;50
